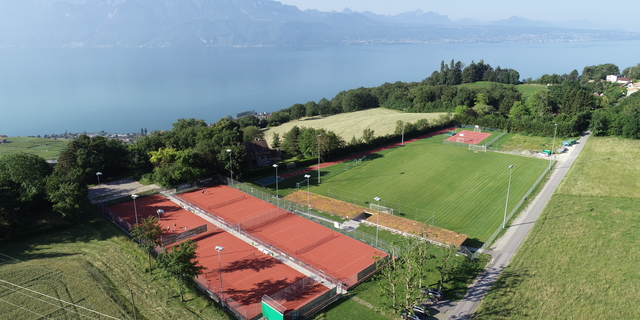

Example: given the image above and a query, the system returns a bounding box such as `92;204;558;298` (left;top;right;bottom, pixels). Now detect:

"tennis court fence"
195;276;261;320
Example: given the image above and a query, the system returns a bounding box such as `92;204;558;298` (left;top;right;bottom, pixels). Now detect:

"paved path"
446;132;591;320
88;178;161;204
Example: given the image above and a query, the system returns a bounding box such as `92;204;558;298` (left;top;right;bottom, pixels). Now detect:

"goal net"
469;144;486;152
369;203;393;215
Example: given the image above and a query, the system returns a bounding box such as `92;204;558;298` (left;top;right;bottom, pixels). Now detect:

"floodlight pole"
226;149;233;186
215;246;225;307
273;164;279;206
96;172;103;212
374;197;381;247
550;124;558;169
401;108;407;146
304;174;311;213
503;165;514;229
317;134;322;184
131;194;140;225
156;209;164;246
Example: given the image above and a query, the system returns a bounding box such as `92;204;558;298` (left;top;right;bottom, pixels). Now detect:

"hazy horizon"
279;0;640;32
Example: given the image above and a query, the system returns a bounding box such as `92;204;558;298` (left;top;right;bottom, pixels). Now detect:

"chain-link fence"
471;160;554;259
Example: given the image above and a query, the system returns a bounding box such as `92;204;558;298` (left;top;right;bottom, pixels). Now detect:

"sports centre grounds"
105;186;387;320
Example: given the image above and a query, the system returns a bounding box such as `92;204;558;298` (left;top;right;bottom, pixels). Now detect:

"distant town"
17;110;272;142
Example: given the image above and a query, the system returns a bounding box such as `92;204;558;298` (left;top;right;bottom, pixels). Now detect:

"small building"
244;140;282;167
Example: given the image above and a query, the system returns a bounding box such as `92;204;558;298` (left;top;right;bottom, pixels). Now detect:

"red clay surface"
279;127;455;179
107;195;329;319
180;185;387;287
444;130;492;145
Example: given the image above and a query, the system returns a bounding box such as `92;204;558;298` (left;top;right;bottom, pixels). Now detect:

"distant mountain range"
0;0;637;47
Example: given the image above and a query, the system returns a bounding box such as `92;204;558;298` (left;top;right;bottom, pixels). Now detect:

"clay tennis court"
107;195;329;319
444;129;492;145
180;185;387;287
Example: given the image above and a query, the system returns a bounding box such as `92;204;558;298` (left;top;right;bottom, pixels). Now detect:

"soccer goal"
296;179;309;189
370;203;394;215
469;144;487;152
474;125;481;132
456;133;465;143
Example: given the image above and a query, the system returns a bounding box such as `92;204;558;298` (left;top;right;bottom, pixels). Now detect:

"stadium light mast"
131;194;140;225
304;174;311;213
401;108;407;146
226;149;233;186
503;165;514;229
273;164;279;206
156;209;164;246
550;123;558;169
317;134;322;183
215;246;226;307
96;172;103;211
374;197;381;247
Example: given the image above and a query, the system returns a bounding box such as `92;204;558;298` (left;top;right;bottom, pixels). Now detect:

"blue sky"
278;0;638;31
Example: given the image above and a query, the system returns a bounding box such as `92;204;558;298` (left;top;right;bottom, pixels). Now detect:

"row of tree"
375;235;481;316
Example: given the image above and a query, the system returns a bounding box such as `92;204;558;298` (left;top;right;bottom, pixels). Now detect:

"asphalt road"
447;131;591;320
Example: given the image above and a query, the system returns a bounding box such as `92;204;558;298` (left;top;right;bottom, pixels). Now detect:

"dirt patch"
285;191;468;246
284;190;364;219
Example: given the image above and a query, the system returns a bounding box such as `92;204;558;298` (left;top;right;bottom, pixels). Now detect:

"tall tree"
130;216;163;274
0;153;52;232
157;239;205;302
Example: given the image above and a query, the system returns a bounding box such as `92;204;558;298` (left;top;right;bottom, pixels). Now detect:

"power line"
0;279;121;320
0;296;54;319
0;282;99;320
0;252;123;292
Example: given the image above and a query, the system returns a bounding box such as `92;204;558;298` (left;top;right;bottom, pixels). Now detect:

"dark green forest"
2;60;639;238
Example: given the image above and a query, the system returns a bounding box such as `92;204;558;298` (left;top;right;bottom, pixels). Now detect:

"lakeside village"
15;110;270;143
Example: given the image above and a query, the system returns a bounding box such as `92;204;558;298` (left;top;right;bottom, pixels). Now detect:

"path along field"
303;133;549;244
475;137;640;319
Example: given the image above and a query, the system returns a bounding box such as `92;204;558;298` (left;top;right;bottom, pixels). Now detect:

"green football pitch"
305;134;549;244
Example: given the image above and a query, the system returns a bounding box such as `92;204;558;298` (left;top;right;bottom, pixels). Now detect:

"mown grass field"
262;108;446;148
287;133;549;244
475;137;640;319
0;212;231;320
0;136;69;160
515;84;548;99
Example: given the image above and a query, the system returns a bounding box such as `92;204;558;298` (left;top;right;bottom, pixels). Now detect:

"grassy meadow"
475;136;640;319
262;108;447;148
0;136;69;160
277;133;549;244
0;211;231;320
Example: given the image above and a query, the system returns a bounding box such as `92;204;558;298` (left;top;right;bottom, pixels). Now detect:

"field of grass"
283;133;549;243
0;136;69;160
515;84;548;99
0;211;231;320
475;137;640;319
262;108;447;147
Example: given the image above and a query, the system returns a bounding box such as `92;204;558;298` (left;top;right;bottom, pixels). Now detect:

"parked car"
421;287;444;301
412;305;428;315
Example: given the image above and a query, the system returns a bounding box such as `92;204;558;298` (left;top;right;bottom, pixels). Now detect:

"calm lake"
2;40;640;136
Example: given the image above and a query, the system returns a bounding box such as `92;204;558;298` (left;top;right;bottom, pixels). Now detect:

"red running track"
180;185;388;288
107;195;328;319
279;127;456;179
